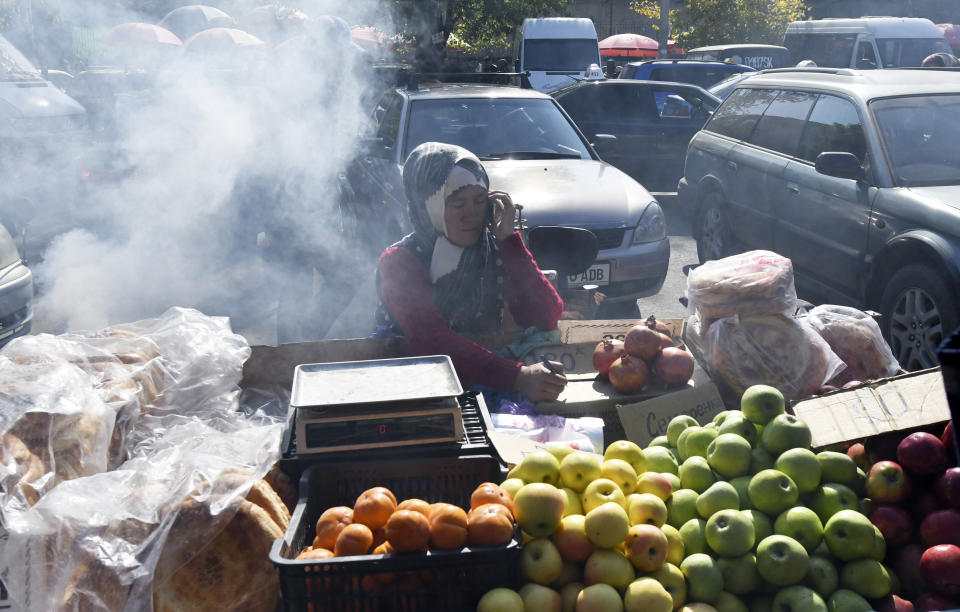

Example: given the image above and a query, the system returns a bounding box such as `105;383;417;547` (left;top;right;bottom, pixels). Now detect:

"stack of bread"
802;304;901;385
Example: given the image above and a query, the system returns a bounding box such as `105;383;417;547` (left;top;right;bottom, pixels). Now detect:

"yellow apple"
660;524;686;566
519;583;563;612
585;548;636;589
562;487;584;516
500;477;524;500
514;482;566;537
560;451;603;493
477;587;525;612
576;583;625;612
583;478;628;513
605;440;647;474
602;459;639;495
552;514;596;563
560;582;583;612
637;472;674;501
624;577;673;612
518;450;562;485
585;502;630;548
625;524;668;572
628;493;668;527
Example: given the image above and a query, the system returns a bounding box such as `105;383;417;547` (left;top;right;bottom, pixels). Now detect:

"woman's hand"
515;361;567;402
488;190;517;243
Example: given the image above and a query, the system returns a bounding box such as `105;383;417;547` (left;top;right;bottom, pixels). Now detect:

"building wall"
809;0;957;22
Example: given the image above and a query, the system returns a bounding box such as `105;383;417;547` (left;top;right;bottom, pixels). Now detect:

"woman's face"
444;184;488;247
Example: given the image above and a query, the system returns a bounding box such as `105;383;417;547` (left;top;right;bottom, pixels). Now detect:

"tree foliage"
630;0;808;48
447;0;572;49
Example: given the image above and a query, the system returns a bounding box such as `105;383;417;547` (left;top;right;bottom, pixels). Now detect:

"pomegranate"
624;324;666;360
592;338;625;378
653;347;695;386
608;354;649;393
645;315;672;337
659;333;674;351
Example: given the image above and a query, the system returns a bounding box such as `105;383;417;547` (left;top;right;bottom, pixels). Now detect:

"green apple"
584;478;628;513
741;509;772;547
826;588;872;612
519;583;563;612
809;483;859;523
602;459;639;496
810;540;832;559
605;440;647;474
717;414;760;448
667;489;700;528
677;426;698;458
668;415;700;447
679;518;708;555
680;553;724;604
750;447;776;475
662;472;682;491
680;605;722;612
714;591;749;612
518;450;562;485
740;385;786;426
681;427;720;460
560;582;582;612
576;583;624;612
839;559;891;599
815;451;858;487
771;585;827;612
661;524;685;566
748;595;774;612
707;433;753;478
547;443;578;464
697;481;741;520
584;548;635;590
774;449;821;494
748;469;799;516
636;472;674;501
755;535;809;586
646;562;687;610
868;525;885;562
706;509;756;557
560;451;603;493
584;502;630;549
717;553;760;595
649;435;671;448
646;446;680;475
507;465;522;480
627;492;668;527
730;476;753;510
514;482;566;537
625;577;673;612
521;538;564;585
552;514;596;563
477;587;525;612
500;478;524;500
803;555;838;598
822;510;875;562
760;415;812;457
713;410;741;427
625;523;668;572
561;487;584;516
773;507;823;553
680;456;718;493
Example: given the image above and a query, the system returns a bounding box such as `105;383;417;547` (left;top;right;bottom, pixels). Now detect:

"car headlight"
631;201;667;244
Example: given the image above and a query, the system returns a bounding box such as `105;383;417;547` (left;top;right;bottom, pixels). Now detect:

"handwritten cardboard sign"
487;431;550;467
617;382;726;447
791;367;949;447
557;319;684;344
517;342;599;375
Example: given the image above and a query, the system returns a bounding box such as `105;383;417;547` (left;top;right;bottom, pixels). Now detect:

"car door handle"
787;183;799;194
727;161;737;171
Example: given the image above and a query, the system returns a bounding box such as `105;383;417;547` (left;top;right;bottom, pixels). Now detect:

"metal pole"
658;0;670;58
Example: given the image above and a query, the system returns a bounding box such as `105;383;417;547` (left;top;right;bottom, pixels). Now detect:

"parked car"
550;79;720;192
0;222;33;349
684;44;792;69
618;59;756;90
677;68;960;370
707;71;759;100
345;82;670;303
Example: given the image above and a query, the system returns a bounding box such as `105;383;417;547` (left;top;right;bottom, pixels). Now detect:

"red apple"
848;442;871;472
874;594;916;612
934;467;960;509
943;422;955;455
920;509;960;547
898;432;948;476
894;543;927;597
866;461;911;504
920;544;960;596
910;490;944;523
870;504;914;548
916;592;960;611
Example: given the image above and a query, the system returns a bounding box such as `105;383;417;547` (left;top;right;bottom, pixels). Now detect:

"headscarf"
376;142;505;333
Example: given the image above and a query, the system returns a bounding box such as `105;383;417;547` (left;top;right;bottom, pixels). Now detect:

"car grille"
591;228;626;250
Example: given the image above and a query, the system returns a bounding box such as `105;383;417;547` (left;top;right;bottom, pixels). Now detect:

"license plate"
568;262;610;287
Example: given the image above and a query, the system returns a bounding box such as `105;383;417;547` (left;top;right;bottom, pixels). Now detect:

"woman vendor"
376;142;567;402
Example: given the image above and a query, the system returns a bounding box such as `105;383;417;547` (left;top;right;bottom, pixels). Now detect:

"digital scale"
292;355;466;454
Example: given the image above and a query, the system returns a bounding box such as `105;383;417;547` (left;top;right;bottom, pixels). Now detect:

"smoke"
4;0;392;344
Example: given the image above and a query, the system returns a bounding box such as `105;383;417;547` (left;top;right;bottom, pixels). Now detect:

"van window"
686;51;718;61
856;42;878;69
798;94;866;163
876;38;951;67
524;39;598;71
705;88;777;141
649;66;739;89
749;91;817;156
784;33;857;67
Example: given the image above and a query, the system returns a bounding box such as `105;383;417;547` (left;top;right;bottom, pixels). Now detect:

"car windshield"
876;37;951;67
404;97;593;160
872;94;960;187
0;35;42;82
524;38;598;71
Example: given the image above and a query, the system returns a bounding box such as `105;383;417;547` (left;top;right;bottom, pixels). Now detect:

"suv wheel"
880;264;960;371
696;192;731;263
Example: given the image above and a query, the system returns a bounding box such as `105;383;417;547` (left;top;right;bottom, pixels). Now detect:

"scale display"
304;413;457;448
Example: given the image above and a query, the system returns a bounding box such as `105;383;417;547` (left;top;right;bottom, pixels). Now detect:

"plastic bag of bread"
700;313;845;400
687;250;797;323
802;304;900;385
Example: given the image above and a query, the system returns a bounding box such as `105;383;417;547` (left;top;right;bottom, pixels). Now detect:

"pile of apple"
844;422;960;610
592;316;695;394
476;384;901;612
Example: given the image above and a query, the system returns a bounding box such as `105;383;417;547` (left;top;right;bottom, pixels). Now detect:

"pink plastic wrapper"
687;250;797;323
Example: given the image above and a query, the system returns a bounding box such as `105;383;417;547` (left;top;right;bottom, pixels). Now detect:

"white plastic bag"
687;250;797;322
803;304;900;385
491;413;604;454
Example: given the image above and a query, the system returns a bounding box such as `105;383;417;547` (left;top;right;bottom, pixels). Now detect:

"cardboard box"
791;367;950;448
617;382;726;447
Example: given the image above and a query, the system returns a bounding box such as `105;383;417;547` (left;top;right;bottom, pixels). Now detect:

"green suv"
677;68;960;370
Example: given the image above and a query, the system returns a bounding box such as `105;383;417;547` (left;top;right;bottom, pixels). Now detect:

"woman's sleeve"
499;232;564;331
379;246;523;391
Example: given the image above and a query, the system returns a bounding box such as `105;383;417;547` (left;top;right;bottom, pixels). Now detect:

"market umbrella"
159;5;236;41
182;27;265;55
100;22;182;48
599;33;682;58
938;23;960;52
240;5;310;43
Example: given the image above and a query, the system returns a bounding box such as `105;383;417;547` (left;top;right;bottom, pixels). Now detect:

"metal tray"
290;355;463;408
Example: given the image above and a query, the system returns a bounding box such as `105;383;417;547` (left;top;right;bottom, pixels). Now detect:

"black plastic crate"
270;454;516;611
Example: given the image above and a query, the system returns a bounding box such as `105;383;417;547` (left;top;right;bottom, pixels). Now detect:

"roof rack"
761;67;859;76
403;71;532;91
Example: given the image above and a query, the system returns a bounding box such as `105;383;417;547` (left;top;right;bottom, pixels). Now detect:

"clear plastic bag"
802;304;900;385
687;250;797;323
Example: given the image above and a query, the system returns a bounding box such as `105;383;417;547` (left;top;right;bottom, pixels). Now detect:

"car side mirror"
815;152;864;181
526;226;599;277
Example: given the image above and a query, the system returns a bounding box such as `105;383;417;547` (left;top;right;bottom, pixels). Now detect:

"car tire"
879;263;960;371
696;191;732;264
